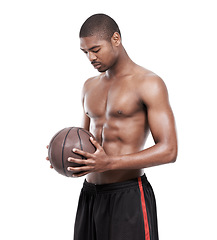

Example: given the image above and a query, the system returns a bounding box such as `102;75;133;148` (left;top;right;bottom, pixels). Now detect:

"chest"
84;80;142;118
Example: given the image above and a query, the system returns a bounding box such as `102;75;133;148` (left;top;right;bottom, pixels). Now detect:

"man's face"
80;35;117;72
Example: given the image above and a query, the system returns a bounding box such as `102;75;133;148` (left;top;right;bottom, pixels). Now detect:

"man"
47;13;177;240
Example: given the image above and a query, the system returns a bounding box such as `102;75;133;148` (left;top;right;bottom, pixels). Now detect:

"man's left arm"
110;75;178;170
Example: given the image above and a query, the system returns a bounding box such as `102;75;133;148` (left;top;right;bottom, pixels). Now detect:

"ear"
111;32;121;46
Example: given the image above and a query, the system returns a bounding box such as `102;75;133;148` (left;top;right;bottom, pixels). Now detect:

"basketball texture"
48;127;96;177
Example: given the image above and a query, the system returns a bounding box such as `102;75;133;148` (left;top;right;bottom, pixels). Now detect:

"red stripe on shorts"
138;177;150;240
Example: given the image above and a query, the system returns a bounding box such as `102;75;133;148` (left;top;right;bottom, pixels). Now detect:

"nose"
87;52;97;62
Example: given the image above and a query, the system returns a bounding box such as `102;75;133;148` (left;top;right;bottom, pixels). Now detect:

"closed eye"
92;49;100;53
80;47;100;54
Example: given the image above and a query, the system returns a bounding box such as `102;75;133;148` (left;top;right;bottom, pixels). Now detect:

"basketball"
48;127;96;177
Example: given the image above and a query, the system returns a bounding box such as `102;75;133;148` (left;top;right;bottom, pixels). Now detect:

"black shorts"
74;174;159;240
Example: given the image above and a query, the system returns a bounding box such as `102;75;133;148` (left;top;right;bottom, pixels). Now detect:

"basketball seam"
79;128;92;137
62;127;74;177
77;128;84;159
48;128;66;164
79;128;96;153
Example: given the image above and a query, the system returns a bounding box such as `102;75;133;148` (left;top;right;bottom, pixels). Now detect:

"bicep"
142;77;177;145
81;82;90;131
81;112;90;131
148;103;176;145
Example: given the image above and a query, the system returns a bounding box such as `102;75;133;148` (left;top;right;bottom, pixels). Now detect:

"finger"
90;137;101;150
68;157;91;165
68;157;94;165
72;148;93;158
68;157;84;164
50;165;53;169
67;165;93;173
46;145;49;149
46;156;49;161
72;171;89;178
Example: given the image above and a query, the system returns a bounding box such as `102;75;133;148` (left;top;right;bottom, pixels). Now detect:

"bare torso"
46;32;176;183
83;65;152;184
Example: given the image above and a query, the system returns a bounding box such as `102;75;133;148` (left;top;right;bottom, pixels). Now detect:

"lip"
92;63;101;69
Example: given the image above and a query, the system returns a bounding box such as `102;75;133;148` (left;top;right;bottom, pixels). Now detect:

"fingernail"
67;167;71;171
90;137;93;141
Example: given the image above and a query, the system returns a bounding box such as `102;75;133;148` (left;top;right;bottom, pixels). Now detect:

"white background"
1;0;216;239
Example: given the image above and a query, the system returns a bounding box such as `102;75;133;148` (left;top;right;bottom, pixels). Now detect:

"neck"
106;46;135;78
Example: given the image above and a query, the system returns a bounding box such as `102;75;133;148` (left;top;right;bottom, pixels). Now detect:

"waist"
86;169;144;185
83;173;148;194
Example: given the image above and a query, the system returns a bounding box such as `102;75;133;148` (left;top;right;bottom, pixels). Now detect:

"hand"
67;137;111;177
46;145;53;169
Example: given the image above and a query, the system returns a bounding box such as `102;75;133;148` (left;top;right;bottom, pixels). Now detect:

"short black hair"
79;13;121;41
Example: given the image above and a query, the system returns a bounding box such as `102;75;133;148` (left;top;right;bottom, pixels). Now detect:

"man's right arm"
81;112;90;131
81;80;90;131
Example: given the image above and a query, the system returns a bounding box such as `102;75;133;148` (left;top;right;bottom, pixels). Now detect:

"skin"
46;32;178;184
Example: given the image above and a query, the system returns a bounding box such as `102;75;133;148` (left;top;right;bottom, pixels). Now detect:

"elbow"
167;144;178;163
162;143;178;164
169;153;177;164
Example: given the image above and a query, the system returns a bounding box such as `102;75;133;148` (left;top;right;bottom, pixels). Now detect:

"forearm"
109;143;177;170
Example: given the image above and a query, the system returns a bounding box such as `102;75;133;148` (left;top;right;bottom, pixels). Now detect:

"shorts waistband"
82;174;148;194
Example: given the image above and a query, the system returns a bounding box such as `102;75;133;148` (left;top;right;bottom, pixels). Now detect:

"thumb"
90;137;101;150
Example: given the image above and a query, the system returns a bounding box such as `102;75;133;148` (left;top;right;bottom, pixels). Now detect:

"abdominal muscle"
86;117;149;185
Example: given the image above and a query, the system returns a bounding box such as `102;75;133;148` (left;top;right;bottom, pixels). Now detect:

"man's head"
79;13;121;41
79;14;122;72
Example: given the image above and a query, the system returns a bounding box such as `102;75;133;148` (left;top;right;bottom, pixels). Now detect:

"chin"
97;67;107;73
98;69;107;73
98;65;110;73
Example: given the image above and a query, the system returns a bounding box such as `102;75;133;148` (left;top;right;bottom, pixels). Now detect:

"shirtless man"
47;14;177;240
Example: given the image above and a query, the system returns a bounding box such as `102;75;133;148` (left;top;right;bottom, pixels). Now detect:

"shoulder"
135;66;169;107
82;74;103;95
83;75;98;89
135;65;166;90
